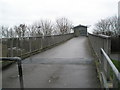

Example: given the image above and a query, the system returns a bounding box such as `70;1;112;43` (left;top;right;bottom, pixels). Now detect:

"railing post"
106;62;111;81
100;49;103;87
100;49;107;88
107;37;111;56
106;37;111;82
102;37;111;82
100;49;105;74
100;48;111;88
100;49;103;70
17;60;24;89
113;73;118;88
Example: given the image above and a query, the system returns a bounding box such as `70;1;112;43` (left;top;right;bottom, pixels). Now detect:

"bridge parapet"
1;33;74;58
88;33;111;58
88;33;120;88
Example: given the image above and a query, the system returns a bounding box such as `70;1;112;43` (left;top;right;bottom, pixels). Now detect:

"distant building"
73;25;87;37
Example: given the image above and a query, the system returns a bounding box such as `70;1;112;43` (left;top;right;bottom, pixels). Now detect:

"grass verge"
112;60;120;72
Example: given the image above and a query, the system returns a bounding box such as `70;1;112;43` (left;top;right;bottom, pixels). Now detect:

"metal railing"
100;48;120;89
0;57;24;89
1;33;74;58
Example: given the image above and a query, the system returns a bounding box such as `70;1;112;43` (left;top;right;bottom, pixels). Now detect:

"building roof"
73;24;87;29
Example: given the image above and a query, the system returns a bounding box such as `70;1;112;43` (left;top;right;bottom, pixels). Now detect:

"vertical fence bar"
17;60;24;89
106;62;111;81
113;73;118;88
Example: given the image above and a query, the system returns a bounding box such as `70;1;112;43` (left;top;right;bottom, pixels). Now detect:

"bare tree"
40;20;53;36
14;24;27;38
1;26;17;56
9;28;17;38
1;26;9;38
14;26;22;38
93;16;119;36
51;26;59;35
109;16;119;36
1;26;16;38
33;20;53;36
27;25;36;37
93;19;111;35
19;24;27;37
56;17;73;34
31;23;43;37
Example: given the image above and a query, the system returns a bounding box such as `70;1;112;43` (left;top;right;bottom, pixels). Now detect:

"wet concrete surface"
2;36;100;88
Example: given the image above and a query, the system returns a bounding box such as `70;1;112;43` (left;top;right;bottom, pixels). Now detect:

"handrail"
88;33;111;39
0;57;24;89
0;57;21;61
100;48;120;82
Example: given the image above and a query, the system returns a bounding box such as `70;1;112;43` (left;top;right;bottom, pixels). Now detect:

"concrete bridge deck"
2;36;100;88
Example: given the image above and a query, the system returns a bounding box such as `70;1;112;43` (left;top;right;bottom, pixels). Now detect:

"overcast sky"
0;0;119;32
